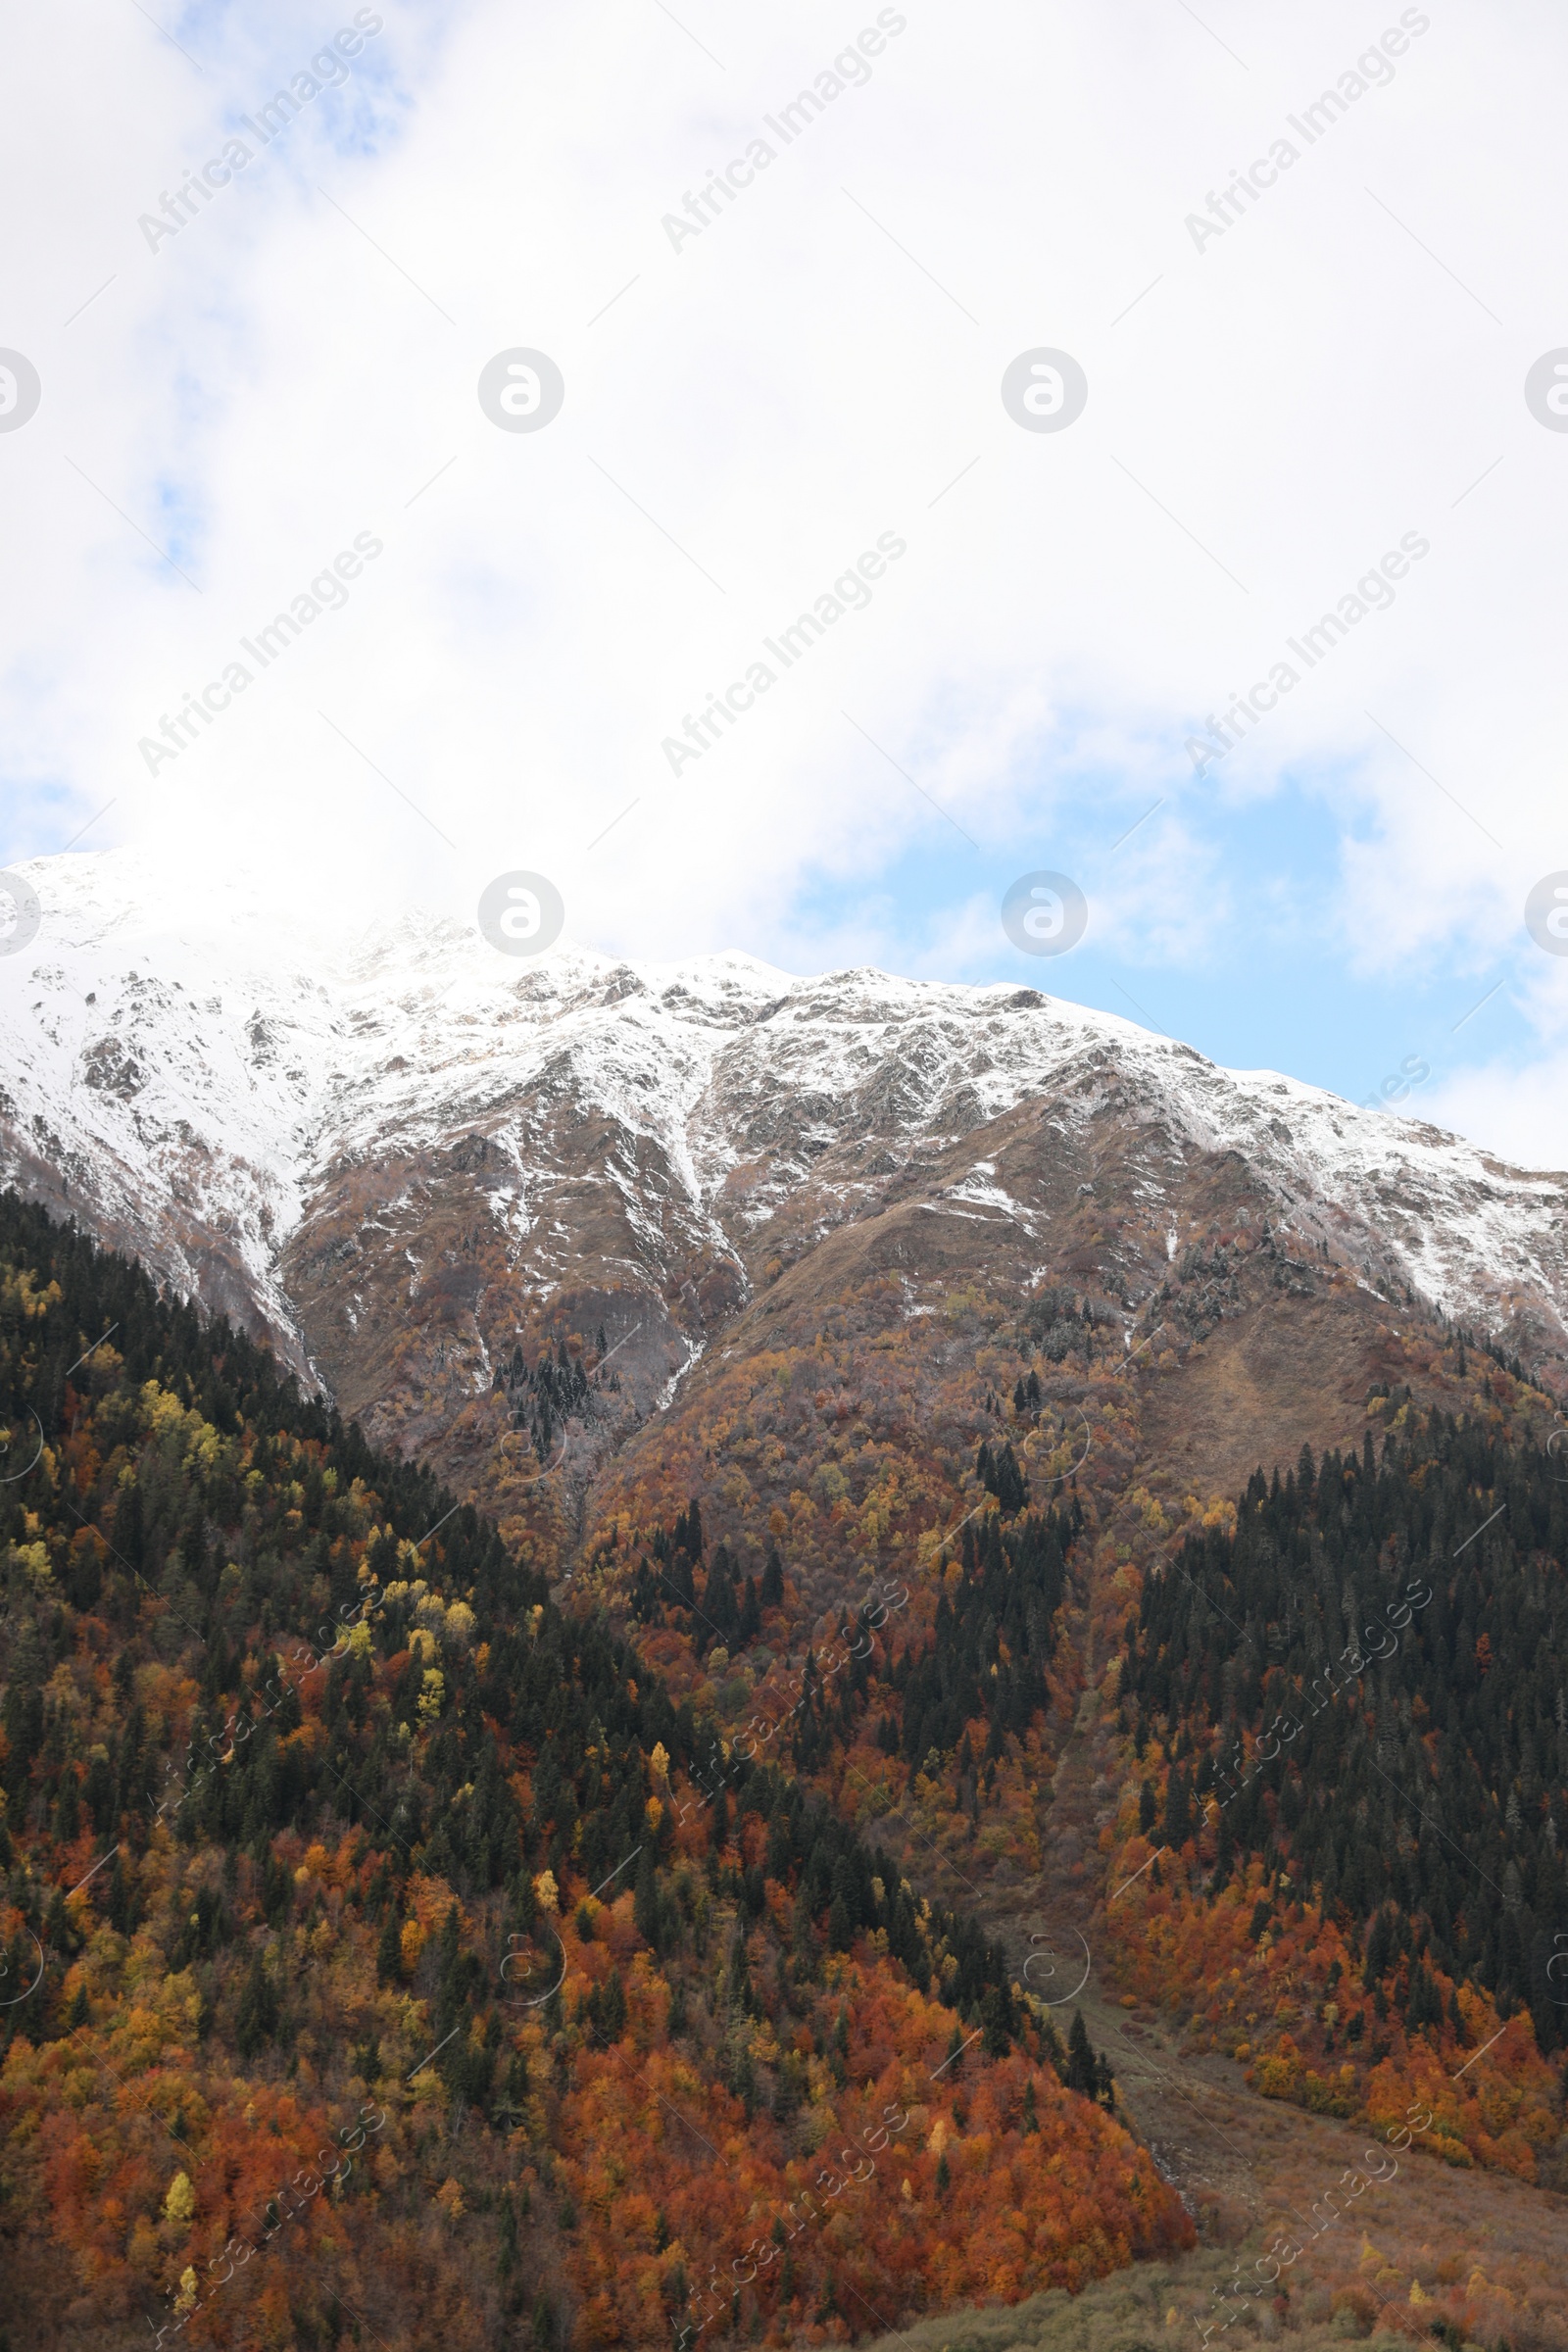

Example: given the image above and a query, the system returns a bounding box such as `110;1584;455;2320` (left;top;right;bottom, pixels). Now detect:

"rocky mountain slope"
3;848;1566;1558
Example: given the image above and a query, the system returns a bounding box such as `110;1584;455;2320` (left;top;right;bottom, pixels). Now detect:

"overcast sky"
4;0;1568;1164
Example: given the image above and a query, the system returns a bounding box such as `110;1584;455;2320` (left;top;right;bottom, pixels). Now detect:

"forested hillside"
0;1195;1190;2349
1107;1408;1568;2177
579;1254;1179;1926
615;1474;1075;1869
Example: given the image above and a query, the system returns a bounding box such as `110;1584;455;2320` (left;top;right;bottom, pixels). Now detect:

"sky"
3;0;1568;1164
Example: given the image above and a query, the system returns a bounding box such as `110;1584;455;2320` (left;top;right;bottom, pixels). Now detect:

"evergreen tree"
234;1952;279;2058
1066;2009;1098;2098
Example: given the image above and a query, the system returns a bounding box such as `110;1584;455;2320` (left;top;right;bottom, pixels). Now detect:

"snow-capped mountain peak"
3;850;1565;1472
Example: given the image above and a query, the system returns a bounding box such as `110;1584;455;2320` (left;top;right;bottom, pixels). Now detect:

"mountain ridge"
3;848;1566;1560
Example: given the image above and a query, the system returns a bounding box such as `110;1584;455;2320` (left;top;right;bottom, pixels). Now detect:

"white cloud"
6;0;1568;1152
1422;1050;1568;1173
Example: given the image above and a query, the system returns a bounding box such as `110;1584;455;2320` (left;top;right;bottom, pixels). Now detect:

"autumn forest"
0;1197;1186;2349
3;1187;1568;2352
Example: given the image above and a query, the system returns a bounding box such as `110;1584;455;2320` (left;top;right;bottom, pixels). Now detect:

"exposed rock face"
4;849;1565;1557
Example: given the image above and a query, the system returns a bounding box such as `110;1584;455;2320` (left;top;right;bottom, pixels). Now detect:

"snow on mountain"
2;848;1565;1394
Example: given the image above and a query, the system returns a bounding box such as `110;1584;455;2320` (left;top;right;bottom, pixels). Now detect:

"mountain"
4;849;1567;1573
7;851;1568;2344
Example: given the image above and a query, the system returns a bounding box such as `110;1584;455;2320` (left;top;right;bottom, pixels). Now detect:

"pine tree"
1066;2008;1098;2098
982;1984;1013;2057
634;1846;664;1951
234;1952;279;2058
